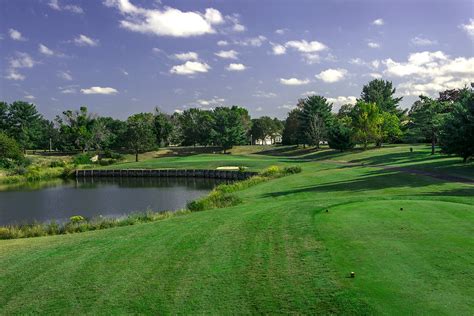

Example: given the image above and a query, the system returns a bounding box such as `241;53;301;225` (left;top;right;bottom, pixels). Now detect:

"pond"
0;177;226;226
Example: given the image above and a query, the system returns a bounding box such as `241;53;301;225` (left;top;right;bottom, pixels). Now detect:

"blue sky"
1;0;473;119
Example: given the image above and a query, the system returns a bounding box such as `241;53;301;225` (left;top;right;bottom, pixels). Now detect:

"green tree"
328;118;355;151
0;132;24;166
282;108;301;145
378;112;402;146
439;89;474;162
408;96;446;155
179;108;213;146
210;106;249;153
250;116;277;144
56;106;95;152
154;110;174;147
0;102;9;132
360;79;403;114
7;101;43;151
299;95;333;148
125;113;156;162
351;101;382;149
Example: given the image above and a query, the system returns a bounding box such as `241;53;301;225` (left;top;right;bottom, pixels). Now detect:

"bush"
283;166;302;174
73;153;95;165
0;132;24;164
50;160;67;168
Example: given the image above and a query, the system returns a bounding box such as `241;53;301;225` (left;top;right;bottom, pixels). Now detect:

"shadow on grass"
157;146;224;157
260;167;474;199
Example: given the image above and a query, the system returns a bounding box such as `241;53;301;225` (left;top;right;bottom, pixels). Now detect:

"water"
0;177;225;226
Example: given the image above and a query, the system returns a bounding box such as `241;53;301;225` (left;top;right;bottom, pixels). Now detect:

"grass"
0;144;473;314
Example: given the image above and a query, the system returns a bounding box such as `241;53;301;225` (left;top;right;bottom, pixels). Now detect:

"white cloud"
24;95;35;100
5;52;35;80
383;51;474;96
215;50;238;59
369;72;382;79
104;0;224;37
233;23;246;32
60;86;77;94
254;91;277;98
152;47;163;54
57;71;73;81
174;52;199;61
285;40;327;53
275;28;287;35
81;86;118;95
9;28;26;41
315;68;347;83
226;63;246;71
48;0;83;13
278;103;296;110
197;97;225;106
367;41;380;48
234;36;266;47
255;106;263;111
74;34;99;46
39;44;54;56
280;78;310;86
372;18;384;26
349;58;365;66
217;40;228;46
170;61;210;75
271;43;286;55
460;19;474;38
411;36;438;46
302;91;317;97
327;96;357;106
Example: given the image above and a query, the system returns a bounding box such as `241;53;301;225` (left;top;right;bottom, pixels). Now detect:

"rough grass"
0;145;473;314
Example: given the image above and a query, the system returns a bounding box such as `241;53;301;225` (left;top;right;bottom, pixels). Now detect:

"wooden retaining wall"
75;169;258;180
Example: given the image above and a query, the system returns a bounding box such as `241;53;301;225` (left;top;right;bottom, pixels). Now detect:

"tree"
56;106;95;152
7;101;43;151
328;119;355;151
360;79;403;114
210;106;249;153
154;110;174;147
282;108;301;145
378;112;402;146
0;102;8;132
179;108;213;146
250;116;277;144
407;96;445;155
299;95;333;148
125;113;156;162
351;101;382;149
0;132;24;166
439;89;474;162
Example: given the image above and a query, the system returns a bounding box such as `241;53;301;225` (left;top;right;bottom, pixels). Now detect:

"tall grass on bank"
187;165;301;211
0;165;301;240
0;165;75;185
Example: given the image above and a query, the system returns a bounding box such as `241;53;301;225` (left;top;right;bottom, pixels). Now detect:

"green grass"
0;144;473;314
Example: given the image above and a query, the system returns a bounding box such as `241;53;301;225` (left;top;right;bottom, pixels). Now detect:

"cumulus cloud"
367;41;380;48
369;72;382;79
233;23;246;32
215;50;238;59
197;97;225;106
24;95;35;100
48;0;83;14
39;44;54;56
217;40;228;46
57;70;73;81
280;78;310;86
411;36;438;46
285;40;327;53
460;19;474;38
275;28;287;35
382;51;474;96
81;86;118;95
271;43;286;55
104;0;224;37
327;96;357;107
315;68;348;83
59;85;78;94
234;36;266;47
226;63;246;71
170;61;210;75
372;18;384;26
9;28;26;41
174;52;199;61
74;34;99;46
5;52;35;81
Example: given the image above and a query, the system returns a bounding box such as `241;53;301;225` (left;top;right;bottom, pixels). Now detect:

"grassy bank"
0;145;473;314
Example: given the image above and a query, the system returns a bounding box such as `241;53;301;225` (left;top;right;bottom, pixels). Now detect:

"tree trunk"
463;156;468;163
135;151;139;162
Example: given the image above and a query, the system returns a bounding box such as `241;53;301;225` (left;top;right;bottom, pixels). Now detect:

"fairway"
1;145;473;314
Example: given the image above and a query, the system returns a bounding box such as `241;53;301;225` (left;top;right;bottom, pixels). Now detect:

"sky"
1;0;473;120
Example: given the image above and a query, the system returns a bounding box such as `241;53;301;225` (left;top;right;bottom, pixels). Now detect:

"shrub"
0;132;24;164
283;166;302;174
50;160;67;168
73;153;95;165
260;165;282;177
70;215;86;223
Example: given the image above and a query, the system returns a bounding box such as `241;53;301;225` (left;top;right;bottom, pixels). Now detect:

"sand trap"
216;166;241;170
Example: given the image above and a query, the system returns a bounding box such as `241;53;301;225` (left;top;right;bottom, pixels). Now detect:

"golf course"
1;144;472;314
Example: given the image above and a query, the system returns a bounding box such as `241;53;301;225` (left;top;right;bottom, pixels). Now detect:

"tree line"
1;79;473;166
